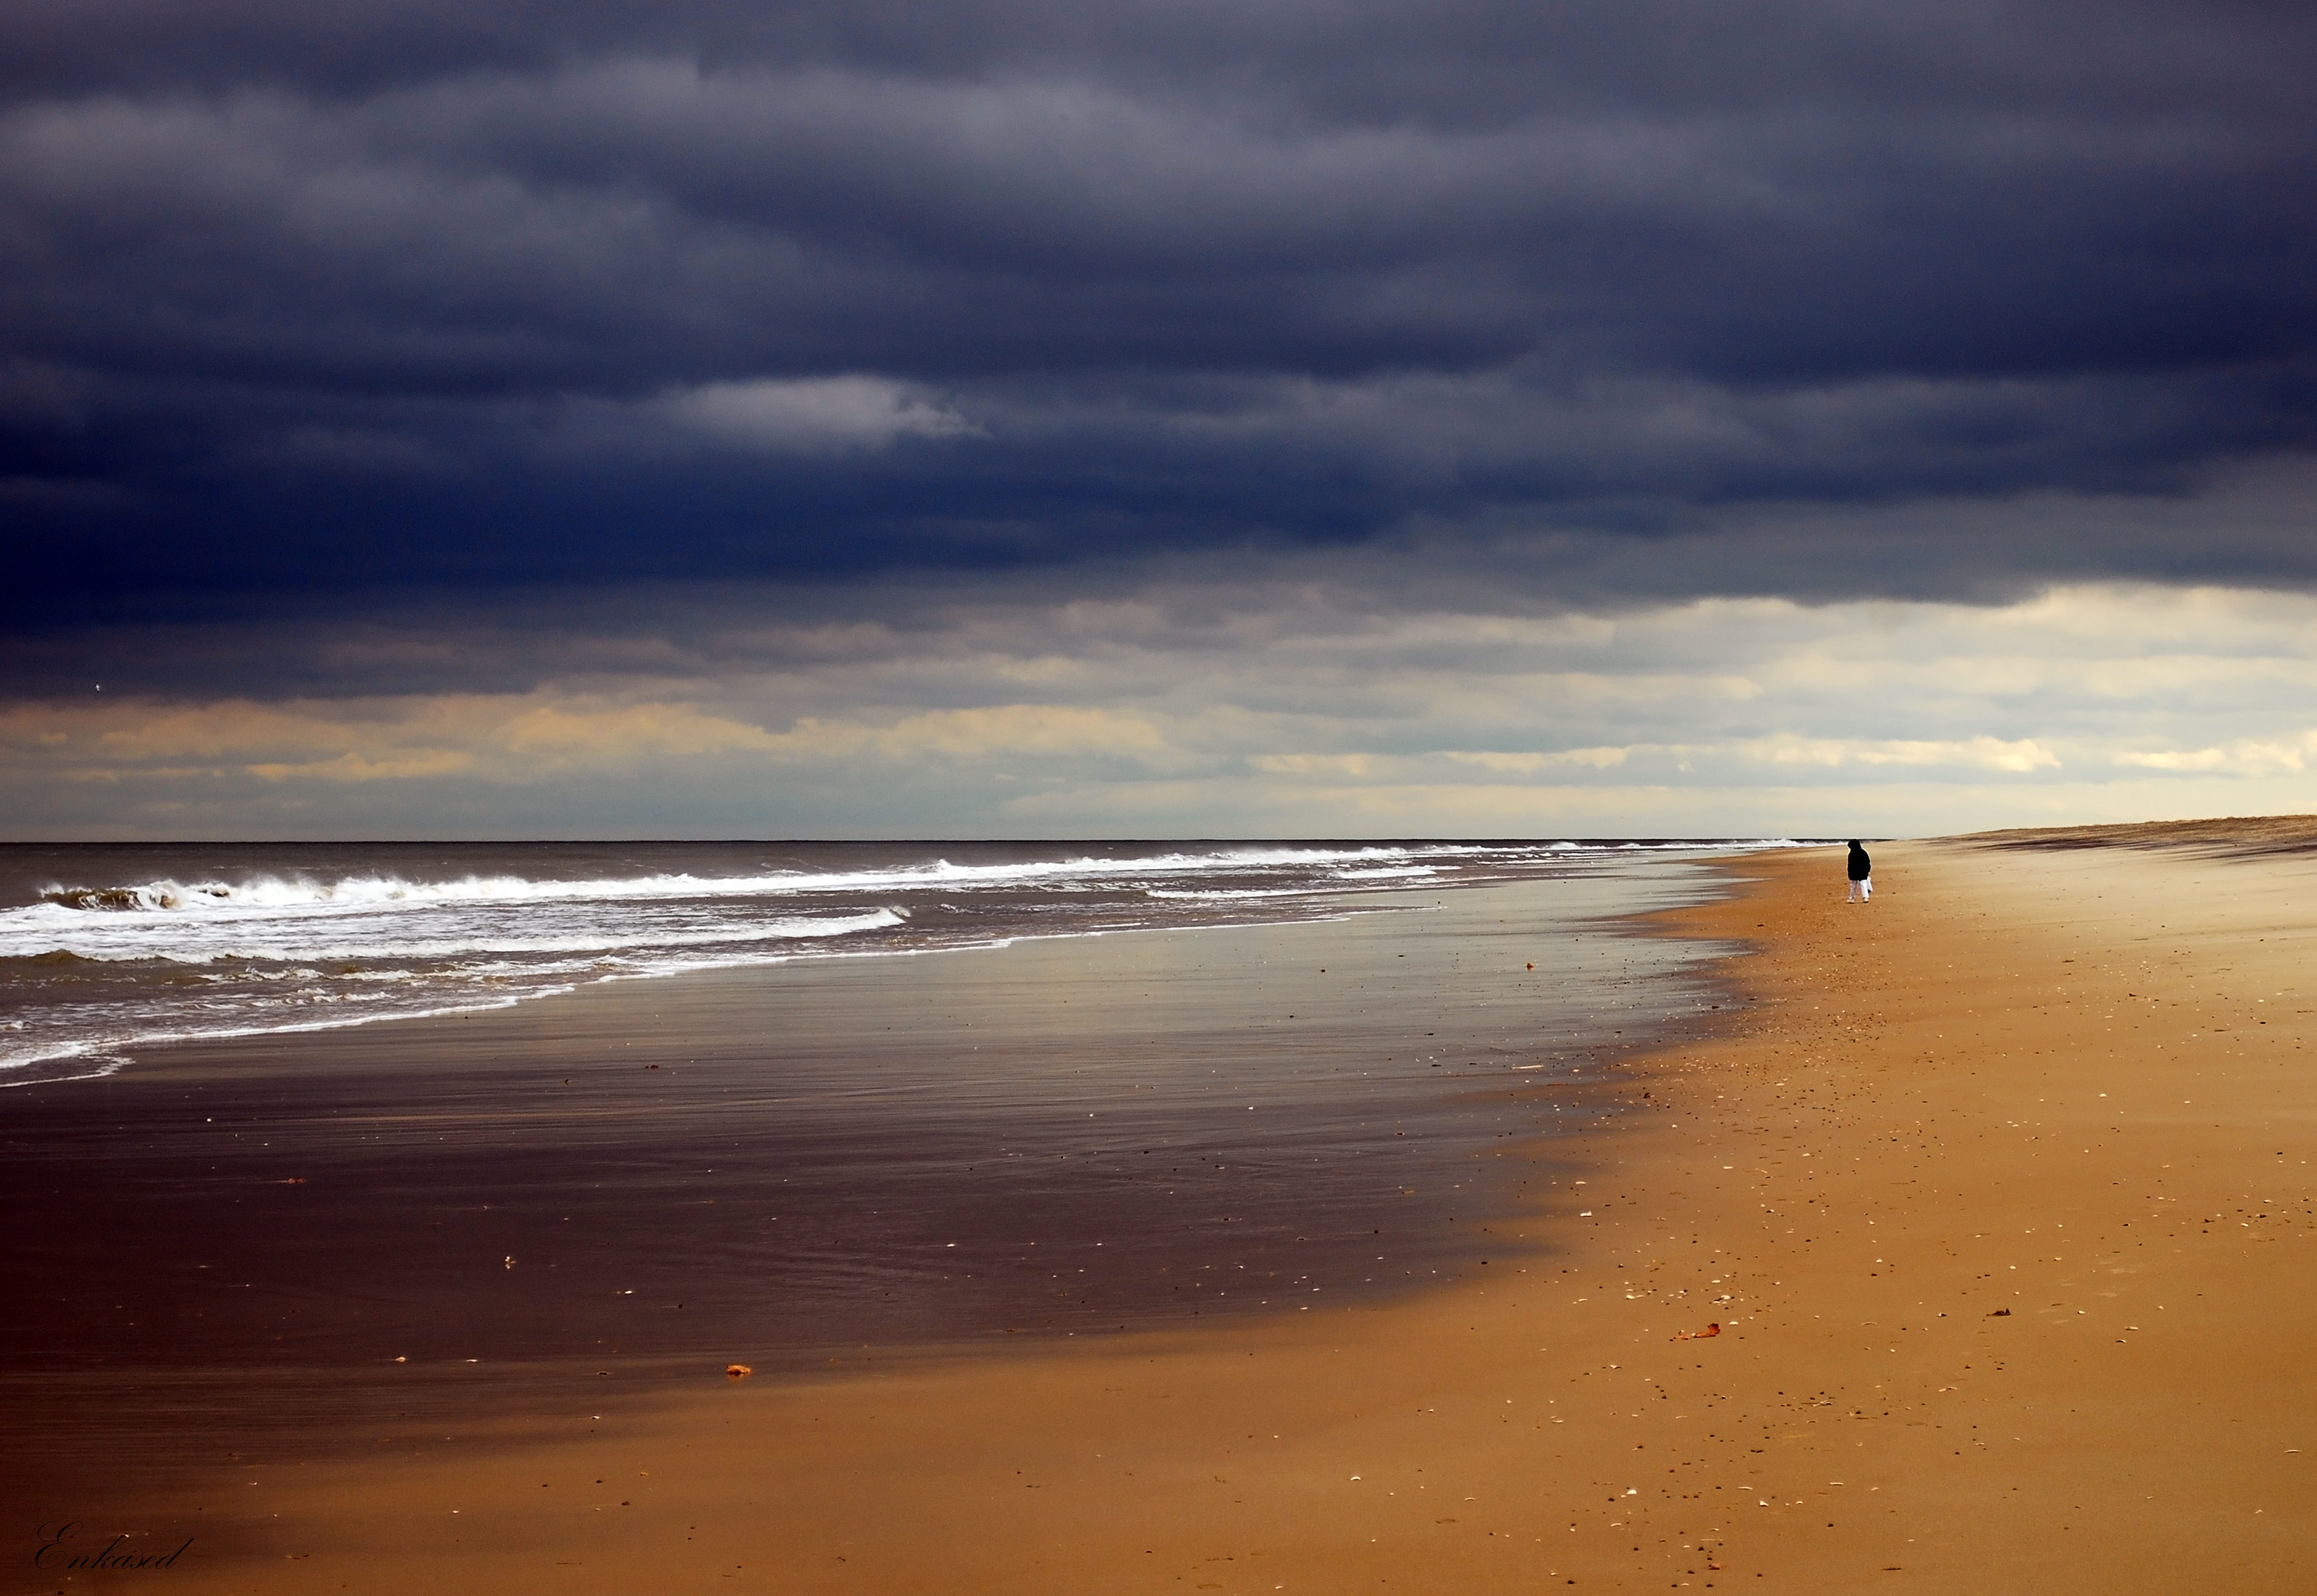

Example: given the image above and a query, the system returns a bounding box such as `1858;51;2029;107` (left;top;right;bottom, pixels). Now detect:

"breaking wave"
1;838;1795;1086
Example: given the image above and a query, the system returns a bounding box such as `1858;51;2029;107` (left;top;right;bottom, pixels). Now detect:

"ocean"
0;839;1782;1090
1;838;1777;1431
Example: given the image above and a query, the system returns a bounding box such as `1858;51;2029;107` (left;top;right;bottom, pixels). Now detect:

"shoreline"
5;866;1728;1539
0;839;1767;1093
0;869;1723;1364
21;831;2317;1591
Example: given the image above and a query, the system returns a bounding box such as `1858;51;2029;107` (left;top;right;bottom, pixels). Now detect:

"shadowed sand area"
15;827;2317;1592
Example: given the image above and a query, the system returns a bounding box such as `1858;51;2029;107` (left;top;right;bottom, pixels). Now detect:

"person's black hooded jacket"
1847;841;1871;881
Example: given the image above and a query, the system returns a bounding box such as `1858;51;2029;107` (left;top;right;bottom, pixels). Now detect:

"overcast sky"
5;1;2314;838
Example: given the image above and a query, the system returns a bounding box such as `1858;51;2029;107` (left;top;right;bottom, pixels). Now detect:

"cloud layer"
11;580;2317;838
7;4;2316;837
5;0;2314;618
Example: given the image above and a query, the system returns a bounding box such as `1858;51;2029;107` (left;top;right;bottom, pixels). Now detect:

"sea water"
0;839;1789;1088
1;839;1786;1396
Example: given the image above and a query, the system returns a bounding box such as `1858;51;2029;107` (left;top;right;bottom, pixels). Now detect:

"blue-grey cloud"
3;0;2315;634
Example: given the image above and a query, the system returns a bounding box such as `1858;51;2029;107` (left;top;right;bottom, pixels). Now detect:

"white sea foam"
1;838;1800;1086
0;907;906;965
29;844;1458;919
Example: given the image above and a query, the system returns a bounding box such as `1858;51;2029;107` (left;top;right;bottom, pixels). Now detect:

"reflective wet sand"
5;872;1725;1531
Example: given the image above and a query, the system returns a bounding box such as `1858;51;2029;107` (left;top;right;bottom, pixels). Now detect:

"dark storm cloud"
4;0;2315;625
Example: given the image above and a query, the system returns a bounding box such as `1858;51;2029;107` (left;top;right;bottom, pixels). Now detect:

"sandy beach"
19;827;2317;1593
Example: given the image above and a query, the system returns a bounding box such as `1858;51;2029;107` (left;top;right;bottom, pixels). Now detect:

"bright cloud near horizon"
10;578;2317;839
3;1;2314;839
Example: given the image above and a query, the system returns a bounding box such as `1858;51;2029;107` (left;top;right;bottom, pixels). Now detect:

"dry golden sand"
1964;813;2317;854
98;835;2317;1593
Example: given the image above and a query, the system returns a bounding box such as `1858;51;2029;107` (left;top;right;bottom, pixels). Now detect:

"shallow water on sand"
2;866;1737;1387
0;837;1776;1088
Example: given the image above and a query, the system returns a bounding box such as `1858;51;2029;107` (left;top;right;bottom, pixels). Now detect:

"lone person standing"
1845;840;1872;902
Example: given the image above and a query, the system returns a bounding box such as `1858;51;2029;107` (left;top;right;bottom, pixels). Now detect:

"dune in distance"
10;819;2317;1594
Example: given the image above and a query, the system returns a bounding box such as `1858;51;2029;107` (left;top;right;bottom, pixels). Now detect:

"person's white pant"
1847;876;1872;901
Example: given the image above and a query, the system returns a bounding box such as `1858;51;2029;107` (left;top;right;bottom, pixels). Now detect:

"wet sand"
18;831;2317;1592
5;870;1721;1581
